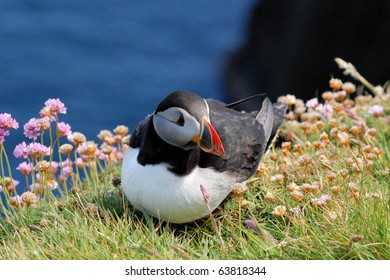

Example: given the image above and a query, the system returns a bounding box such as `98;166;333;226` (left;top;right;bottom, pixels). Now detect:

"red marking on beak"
200;117;225;158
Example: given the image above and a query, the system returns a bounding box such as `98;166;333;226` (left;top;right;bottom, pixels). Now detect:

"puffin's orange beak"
198;116;225;158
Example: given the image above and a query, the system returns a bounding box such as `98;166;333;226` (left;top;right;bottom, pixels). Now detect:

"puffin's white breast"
121;148;236;223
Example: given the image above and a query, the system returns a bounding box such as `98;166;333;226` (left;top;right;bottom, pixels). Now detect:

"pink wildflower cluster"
1;97;129;210
40;98;67;121
13;142;50;159
0;113;19;144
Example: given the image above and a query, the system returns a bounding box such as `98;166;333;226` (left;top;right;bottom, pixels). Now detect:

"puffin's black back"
130;91;286;181
198;99;267;182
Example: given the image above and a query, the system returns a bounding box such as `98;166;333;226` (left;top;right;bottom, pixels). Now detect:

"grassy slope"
0;79;389;260
1;126;388;260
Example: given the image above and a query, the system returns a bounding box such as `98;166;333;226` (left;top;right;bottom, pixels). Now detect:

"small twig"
335;57;386;101
200;184;227;255
170;245;191;260
139;245;164;260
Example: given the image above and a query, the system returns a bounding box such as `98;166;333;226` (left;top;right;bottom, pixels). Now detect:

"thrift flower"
14;142;28;158
16;162;33;175
315;103;334;118
37;117;51;131
50;161;59;174
22;191;37;205
68;132;86;145
368;105;384;117
271;205;287;217
57;122;72;137
306;98;319;109
0;129;9;145
0;113;19;130
114;125;129;136
10;195;24;207
23;118;41;140
42;98;67;121
26;142;50;158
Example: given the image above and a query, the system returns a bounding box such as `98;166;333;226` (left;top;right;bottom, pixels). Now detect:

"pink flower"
44;98;67;119
0;129;10;145
62;165;73;178
368;105;383;117
76;157;86;168
244;220;260;233
315;103;334;118
23;118;41;140
0;113;19;130
14;142;28;158
200;184;210;203
57;122;72;137
50;161;59;174
59;158;73;168
0;185;3;192
16;162;33;175
26;143;50;158
315;194;331;207
306;98;319;109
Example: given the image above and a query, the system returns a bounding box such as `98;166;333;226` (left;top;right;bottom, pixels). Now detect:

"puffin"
121;90;286;224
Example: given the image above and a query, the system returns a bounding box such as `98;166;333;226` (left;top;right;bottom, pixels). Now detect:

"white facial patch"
153;107;200;148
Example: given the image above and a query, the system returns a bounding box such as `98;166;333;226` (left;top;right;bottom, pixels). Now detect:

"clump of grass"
0;58;389;260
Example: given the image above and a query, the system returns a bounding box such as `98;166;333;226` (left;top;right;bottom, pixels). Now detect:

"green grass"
0;131;388;260
0;70;389;260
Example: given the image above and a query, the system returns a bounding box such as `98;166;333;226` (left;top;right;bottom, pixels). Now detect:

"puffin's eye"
175;113;185;126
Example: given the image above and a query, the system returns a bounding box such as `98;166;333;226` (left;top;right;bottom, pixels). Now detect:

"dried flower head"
270;174;284;185
68;132;86;145
59;143;73;154
269;152;279;162
367;128;377;137
286;182;300;192
232;182;248;196
342;82;356;94
37;117;51;131
47;179;59;191
271;205;287;217
36;160;50;173
114;125;129;136
100;143;114;155
265;191;276;201
22;191;37;205
290;190;304;201
321;91;334;102
329;78;343;90
334;91;347;102
97;130;113;141
348;182;359;193
331;185;341;195
327;171;338;181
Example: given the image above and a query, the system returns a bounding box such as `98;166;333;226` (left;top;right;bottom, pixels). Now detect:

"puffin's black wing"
198;99;269;182
129;114;152;149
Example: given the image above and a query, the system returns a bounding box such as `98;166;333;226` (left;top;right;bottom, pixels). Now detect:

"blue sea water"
0;0;256;191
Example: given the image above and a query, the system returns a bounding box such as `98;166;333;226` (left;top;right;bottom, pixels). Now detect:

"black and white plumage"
121;90;286;223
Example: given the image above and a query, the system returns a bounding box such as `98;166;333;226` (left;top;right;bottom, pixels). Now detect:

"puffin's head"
152;90;225;158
